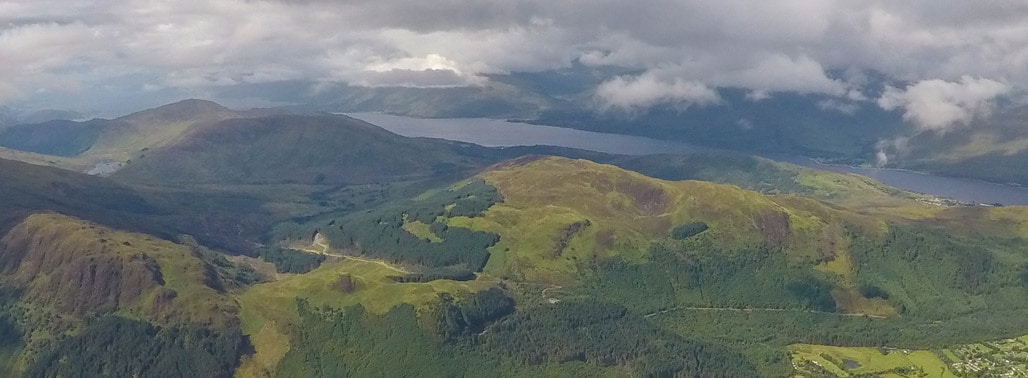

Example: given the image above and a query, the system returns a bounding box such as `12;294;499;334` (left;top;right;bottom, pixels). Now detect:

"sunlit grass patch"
788;344;956;377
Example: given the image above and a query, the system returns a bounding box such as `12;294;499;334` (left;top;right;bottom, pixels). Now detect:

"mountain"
0;99;246;173
0;106;84;129
0;146;263;376
0;213;252;376
13;109;85;125
256;155;1028;376
110;114;503;186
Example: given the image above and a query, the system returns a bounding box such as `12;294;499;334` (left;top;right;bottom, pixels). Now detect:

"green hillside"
111;114;499;186
269;155;1028;375
4;101;1028;376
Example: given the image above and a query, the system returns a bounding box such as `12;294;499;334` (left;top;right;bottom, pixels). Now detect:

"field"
789;344;955;377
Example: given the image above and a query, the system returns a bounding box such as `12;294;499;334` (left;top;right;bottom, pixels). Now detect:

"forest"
24;315;247;378
297;179;502;272
277;289;759;377
258;246;326;274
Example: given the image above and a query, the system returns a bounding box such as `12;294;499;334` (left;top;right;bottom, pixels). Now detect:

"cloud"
745;90;772;102
817;99;860;115
1;0;1027;114
877;76;1010;132
352;69;482;88
706;54;849;96
873;136;910;167
595;72;720;113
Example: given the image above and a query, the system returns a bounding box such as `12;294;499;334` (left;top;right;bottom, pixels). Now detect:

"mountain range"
0;99;1027;376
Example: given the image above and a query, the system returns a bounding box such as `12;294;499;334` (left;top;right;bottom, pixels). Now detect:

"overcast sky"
2;0;1027;124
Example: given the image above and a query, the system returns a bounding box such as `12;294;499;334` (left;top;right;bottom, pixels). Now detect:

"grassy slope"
427;156;1028;375
284;154;1028;317
448;156;869;285
605;153;1028;243
234;256;496;377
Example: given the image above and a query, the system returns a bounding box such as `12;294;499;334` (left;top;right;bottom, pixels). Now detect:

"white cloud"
746;90;771;102
817;99;860;115
707;54;849;96
594;72;720;113
878;76;1010;132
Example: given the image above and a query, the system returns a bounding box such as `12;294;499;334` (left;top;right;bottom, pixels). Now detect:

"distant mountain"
884;104;1028;185
0;99;248;172
231;67;1028;186
111;113;503;186
0;107;84;130
7;92;1028;186
15;109;85;124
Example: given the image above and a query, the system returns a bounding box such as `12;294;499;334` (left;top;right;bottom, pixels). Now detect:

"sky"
2;0;1027;127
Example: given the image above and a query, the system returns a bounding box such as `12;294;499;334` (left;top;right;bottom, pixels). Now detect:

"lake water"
350;113;1028;206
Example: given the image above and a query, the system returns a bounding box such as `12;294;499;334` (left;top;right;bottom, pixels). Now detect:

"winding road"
298;233;411;274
